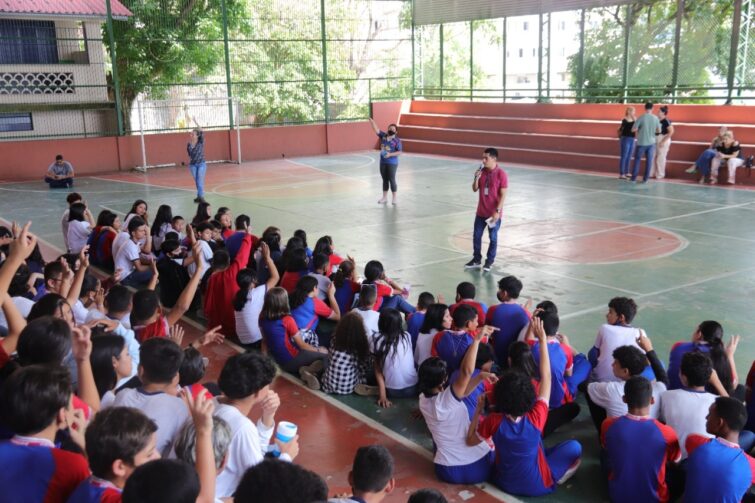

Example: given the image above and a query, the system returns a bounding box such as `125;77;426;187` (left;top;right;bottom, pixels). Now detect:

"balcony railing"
0;72;75;95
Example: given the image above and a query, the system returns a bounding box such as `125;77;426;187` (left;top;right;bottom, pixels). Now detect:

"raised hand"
169;324;185;345
182;387;215;435
197;325;224;346
478;325;499;341
78;245;90;270
71;326;93;362
636;330;654;352
531;316;546;342
726;334;741;357
8;222;37;262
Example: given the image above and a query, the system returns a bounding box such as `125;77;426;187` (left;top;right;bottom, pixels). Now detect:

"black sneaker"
483;261;493;272
464;259;481;269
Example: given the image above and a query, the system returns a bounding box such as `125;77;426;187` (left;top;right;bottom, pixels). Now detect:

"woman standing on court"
617;107;636;179
186;114;206;203
369;117;402;205
652;105;674;179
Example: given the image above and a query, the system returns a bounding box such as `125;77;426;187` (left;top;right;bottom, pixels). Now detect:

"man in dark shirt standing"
187;116;206;203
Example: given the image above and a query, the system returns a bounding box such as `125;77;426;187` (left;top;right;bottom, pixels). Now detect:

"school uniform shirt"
187;239;213;277
291;296;332;333
587;380;666;419
111;388;190;458
486;303;530;364
449;300;486;326
260;316;300;366
667;342;713;390
529;339;574;408
475;166;508;219
280;270;306;293
67;220;91;254
0;295;34;330
449;368;493;420
478;398;557;495
322;349;368;395
420;386;492;467
309;272;331;301
67;476;122;503
600;414;681;503
327;253;344;274
234;284;267;345
224;231;258;262
88;227;116;270
214;403;291;498
71;300;97;327
204;234;252;338
132;316;170;344
377;334;418;390
684;435;755;503
406;311;425;347
415;329;439;367
659;388;715;458
592;324;645;382
152;222;173;251
0;435;90;503
113;239;140;280
352;308;380;348
333;280;360;314
362;281;394;311
431;330;474;375
110;231;130;260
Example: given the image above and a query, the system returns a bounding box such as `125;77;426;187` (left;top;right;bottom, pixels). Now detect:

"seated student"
214;207;233;240
121;459;198;503
667;320;740;397
289;276;340;346
62;192;83;251
419;330;494;485
587;337;668;432
407;291;435;348
591;296;648;382
86;284;133;329
280;247;309;293
322;312;374;395
449;342;496;420
203;228;253;338
259;286;328;378
328;445;395;503
485;275;530;364
362;260;414;315
67;407;159;502
660;352;723;459
449;282;486;326
0;365;90;503
174;413;232;488
71;274;102;326
225;214;258;261
527;311;590;409
149;205;173;252
170;215;186;241
474;316;581;496
408;489;448;503
90;335;133;408
684;397;755;503
67;202;95;254
183;222;213;278
601;376;681;503
114;217;154;289
432;304;495;375
155;239;192;309
309;253;334;301
178;346;214;401
254;227;282;285
214;352;299;498
88;210;120;271
35;259;71;301
0;264;36;332
123;200;149;230
234;459;328;503
234;244;280;352
517;300;558;342
374;308;419;407
45;154;75;188
330;258;360;315
415;303;452;368
312;234;344;274
111;338;191;457
351;284;381;347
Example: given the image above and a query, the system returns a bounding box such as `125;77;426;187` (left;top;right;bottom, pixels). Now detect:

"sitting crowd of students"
0;193;752;502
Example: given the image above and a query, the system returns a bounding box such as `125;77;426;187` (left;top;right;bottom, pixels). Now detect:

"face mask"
388;130;396;135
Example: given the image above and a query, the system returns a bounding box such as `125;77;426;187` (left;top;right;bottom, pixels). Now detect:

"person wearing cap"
44;154;75;188
652;106;674;179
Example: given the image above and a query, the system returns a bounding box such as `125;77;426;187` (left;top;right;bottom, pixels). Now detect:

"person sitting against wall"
686;126;727;179
707;131;743;185
44;154;75;189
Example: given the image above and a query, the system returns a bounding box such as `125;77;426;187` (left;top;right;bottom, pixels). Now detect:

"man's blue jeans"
631;144;656;182
189;161;207;197
473;215;502;264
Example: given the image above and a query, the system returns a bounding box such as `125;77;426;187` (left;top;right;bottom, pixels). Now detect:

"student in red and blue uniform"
449;282;486;326
0;365;90;503
330;259;361;315
68;407;159;503
448;342;496;420
485;275;531;365
601;376;681;503
474;316;581;497
259;287;327;379
280;247;310;293
289;275;340;337
361;260;415;316
406;292;435;349
684;397;755;503
431;305;480;374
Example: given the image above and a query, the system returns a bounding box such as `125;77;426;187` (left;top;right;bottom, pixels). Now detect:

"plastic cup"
275;421;298;444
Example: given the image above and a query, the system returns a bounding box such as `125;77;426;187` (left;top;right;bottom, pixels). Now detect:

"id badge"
484;187;489;196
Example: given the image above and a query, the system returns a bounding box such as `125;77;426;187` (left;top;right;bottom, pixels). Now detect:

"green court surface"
2;152;753;502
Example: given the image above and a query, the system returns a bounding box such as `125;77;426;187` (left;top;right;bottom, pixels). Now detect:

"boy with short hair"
170;216;185;241
684;397;755;503
591;297;647;382
0;365;90;503
234;459;328;503
214;352;298;498
114;217;154;288
352;284;380;347
329;445;395;502
67;407;159;501
308;253;333;301
406;291;435;347
485;275;530;364
450;281;486;326
185;222;213;277
431;304;486;374
601;376;681;503
111;338;190;457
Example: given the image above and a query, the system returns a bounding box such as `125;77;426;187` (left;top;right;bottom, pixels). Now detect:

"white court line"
89;176;197;193
659;225;755;244
98;205;125;215
284;157;368;182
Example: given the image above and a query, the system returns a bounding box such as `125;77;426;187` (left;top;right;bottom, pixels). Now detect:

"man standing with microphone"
465;148;508;272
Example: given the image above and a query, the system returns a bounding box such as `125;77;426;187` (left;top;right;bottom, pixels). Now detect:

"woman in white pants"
652;106;674;179
710;131;744;185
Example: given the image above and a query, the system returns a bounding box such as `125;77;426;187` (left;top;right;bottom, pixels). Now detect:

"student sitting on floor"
45;154;75;189
374;308;419;407
67;407;159;502
449;341;496;420
485;275;530;365
590;296;650;382
114;217;154;289
684;397;755;503
601;376;681;503
328;445;396;503
431;304;486;374
308;253;333;301
214;352;299;499
474;316;582;496
66;202;95;255
289;275;340;347
0;365;90;503
406;291;435;348
351;284;380;348
419;327;494;485
61;192;83;251
415;303;452;368
258;287;328;389
280;247;309;293
90;335;132;408
322;312;374;395
330;258;360;315
233;243;280;352
449;281;486;326
88;210;120;271
362;260;414;315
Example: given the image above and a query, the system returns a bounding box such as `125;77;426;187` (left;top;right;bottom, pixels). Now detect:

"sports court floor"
1;151;753;502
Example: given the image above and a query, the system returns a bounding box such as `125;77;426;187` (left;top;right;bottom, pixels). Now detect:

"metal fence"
1;0;755;140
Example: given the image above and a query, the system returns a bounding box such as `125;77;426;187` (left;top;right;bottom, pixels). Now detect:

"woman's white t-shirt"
415;329;439;367
378;333;418;390
420;386;491;466
234;284;267;345
67;220;91;254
